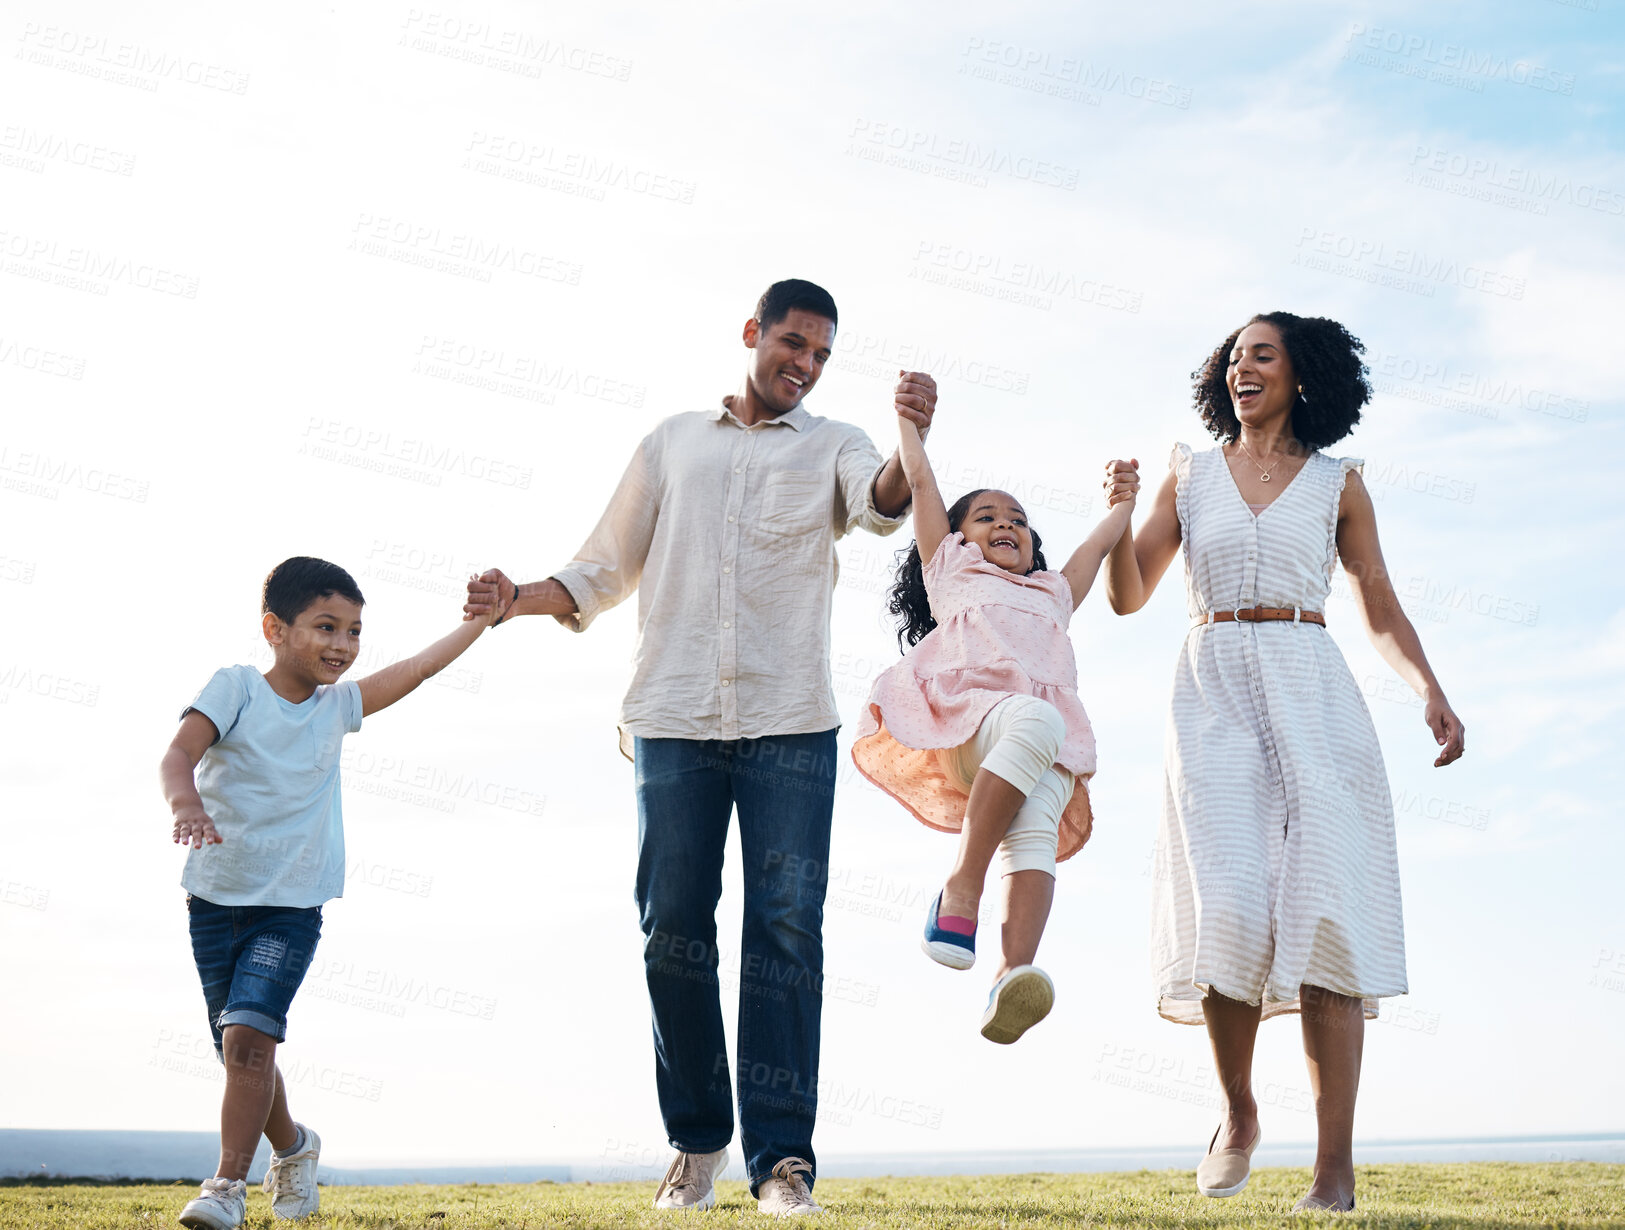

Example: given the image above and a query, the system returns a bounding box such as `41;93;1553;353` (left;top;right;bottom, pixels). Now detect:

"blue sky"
2;0;1621;1169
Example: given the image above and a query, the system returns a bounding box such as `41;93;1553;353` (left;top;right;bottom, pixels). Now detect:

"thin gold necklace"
1236;438;1283;483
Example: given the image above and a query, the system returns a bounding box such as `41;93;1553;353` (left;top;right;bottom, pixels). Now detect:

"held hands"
895;370;937;437
463;569;517;625
1103;458;1140;509
1425;696;1466;767
172;804;221;849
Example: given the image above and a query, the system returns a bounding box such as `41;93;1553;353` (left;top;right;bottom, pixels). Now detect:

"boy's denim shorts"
186;894;323;1059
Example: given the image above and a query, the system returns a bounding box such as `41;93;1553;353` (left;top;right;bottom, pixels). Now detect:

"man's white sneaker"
756;1157;822;1217
653;1147;729;1210
178;1177;247;1229
262;1123;321;1220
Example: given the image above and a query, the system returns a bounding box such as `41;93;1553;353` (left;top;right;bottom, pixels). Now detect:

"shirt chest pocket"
310;725;342;775
757;469;829;537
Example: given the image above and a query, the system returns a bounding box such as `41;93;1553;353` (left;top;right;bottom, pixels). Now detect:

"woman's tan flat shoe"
1195;1123;1261;1197
1293;1193;1356;1212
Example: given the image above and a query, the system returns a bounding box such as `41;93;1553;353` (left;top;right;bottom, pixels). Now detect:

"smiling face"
264;595;363;691
1226;321;1299;432
958;490;1034;574
743;307;834;415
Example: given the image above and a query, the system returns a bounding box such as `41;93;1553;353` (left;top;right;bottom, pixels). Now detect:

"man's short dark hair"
262;557;366;623
754;279;838;333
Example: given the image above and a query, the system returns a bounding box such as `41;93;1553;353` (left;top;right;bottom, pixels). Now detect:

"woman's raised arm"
1104;460;1182;614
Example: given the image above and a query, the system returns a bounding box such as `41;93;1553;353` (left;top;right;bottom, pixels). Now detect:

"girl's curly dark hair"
886;489;1049;651
1192;311;1372;450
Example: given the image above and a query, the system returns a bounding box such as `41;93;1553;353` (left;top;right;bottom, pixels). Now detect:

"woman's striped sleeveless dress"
1153;443;1407;1024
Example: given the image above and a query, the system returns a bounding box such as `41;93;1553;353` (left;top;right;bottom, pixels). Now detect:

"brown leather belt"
1191;606;1325;629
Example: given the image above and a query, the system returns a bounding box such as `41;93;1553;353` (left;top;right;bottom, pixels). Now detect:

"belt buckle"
1234;605;1252;623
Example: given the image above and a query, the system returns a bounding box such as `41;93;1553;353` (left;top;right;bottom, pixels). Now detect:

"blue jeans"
634;730;837;1196
187;894;323;1058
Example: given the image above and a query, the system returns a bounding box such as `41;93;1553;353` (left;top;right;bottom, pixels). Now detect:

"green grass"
1;1165;1621;1228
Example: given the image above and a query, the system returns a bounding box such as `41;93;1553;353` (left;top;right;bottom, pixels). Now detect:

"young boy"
161;556;490;1228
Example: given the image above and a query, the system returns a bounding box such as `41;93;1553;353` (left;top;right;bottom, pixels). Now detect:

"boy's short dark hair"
754;279;838;333
262;557;366;623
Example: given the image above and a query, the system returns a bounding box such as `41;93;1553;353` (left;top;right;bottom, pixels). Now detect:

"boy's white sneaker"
652;1147;728;1210
178;1177;247;1229
756;1157;822;1217
263;1123;321;1219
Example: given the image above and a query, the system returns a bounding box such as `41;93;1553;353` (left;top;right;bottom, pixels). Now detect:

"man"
465;279;935;1216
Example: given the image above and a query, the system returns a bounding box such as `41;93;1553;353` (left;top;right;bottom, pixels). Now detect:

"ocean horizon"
3;1129;1621;1186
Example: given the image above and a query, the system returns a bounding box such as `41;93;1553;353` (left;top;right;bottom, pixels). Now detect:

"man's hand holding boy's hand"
172;804;221;849
464;569;517;625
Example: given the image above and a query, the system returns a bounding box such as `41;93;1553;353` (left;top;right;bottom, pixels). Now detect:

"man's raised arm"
867;370;937;519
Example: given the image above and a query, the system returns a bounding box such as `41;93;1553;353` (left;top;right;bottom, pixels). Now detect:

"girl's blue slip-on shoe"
922;890;977;970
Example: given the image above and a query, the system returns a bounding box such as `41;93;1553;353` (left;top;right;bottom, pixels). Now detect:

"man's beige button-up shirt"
552;401;908;754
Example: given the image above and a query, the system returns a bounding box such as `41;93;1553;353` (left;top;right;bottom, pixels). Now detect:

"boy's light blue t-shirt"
181;664;363;908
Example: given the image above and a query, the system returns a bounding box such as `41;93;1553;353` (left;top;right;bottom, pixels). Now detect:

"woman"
1102;312;1465;1212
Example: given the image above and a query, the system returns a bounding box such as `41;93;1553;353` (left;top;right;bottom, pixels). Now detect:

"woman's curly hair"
1192;311;1372;450
886;489;1048;651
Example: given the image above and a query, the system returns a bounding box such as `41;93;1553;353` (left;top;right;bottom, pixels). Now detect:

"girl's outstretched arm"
1060;494;1136;609
897;411;950;563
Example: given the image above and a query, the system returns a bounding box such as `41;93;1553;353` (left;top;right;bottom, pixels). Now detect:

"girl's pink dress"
851;532;1097;860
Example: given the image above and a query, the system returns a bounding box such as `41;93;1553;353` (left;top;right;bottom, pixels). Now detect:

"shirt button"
723;566;732;574
723;621;731;629
728;515;736;523
734;467;742;474
722;679;731;687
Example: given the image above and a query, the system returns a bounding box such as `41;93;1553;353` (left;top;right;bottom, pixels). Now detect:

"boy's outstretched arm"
163;711;222;848
357;605;488;718
898;408;950;563
1061;487;1137;610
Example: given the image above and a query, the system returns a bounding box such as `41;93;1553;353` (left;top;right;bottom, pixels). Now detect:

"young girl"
852;409;1133;1044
